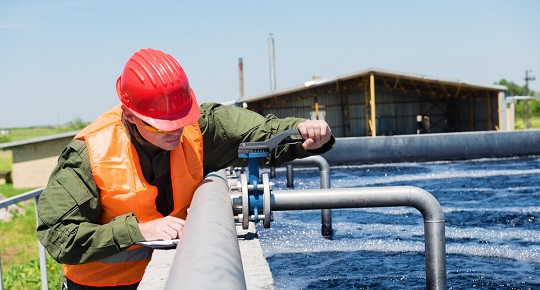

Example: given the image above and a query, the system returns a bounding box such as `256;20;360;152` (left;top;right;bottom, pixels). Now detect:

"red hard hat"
116;48;200;131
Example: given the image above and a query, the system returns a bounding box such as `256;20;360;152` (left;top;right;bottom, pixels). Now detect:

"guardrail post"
34;196;48;290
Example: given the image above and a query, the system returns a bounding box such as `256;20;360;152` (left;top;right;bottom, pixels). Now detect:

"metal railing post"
270;186;447;290
165;170;246;290
34;196;48;290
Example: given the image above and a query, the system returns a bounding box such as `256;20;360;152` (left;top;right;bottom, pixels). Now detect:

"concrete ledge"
237;223;276;290
139;223;275;290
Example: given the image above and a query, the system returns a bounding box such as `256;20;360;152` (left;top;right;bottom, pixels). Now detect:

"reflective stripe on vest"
98;247;153;264
66;105;204;287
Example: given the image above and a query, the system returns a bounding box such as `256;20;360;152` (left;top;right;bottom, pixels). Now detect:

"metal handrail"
270;186;447;289
0;187;47;290
3;177;448;289
283;155;333;237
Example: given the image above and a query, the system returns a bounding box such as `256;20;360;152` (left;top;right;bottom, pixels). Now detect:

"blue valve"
238;129;302;224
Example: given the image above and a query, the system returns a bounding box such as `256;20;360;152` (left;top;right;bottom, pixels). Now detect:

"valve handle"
238;128;303;156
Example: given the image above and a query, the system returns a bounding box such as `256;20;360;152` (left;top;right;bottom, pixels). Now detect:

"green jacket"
36;102;334;265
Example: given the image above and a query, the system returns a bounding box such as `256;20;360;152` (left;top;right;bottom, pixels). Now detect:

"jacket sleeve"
36;140;145;265
199;102;335;174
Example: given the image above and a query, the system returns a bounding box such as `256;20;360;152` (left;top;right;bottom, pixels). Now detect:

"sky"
1;0;539;128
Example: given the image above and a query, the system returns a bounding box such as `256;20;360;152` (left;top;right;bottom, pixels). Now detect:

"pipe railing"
3;173;447;289
283;155;332;237
165;170;246;290
0;188;47;290
270;186;447;290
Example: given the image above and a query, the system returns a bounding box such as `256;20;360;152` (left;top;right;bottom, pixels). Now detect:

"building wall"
12;157;59;189
243;72;505;138
10;136;72;189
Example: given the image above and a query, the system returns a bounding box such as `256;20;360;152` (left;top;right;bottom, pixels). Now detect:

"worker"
36;48;335;289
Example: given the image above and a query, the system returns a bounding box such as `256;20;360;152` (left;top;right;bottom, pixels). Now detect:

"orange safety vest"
64;105;204;287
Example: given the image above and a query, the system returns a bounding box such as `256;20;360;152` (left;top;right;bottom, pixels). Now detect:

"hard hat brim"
129;88;201;132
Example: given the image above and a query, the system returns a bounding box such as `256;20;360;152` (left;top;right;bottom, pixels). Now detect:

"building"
0;131;77;189
232;68;508;137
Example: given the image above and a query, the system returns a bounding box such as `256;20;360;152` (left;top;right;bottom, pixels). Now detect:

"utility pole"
524;70;536;129
238;58;244;100
268;33;276;91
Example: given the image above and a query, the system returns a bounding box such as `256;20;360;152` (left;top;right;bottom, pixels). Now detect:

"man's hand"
297;119;332;151
138;216;186;241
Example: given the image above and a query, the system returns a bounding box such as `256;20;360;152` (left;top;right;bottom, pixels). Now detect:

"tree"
498;79;526;96
497;79;538;118
66;117;90;130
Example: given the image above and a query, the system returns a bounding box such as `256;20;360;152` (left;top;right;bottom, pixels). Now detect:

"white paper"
136;239;180;248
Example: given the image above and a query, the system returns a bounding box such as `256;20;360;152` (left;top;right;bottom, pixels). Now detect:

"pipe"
285;164;293;188
165;170;246;290
322;130;540;166
284;156;332;237
271;186;446;290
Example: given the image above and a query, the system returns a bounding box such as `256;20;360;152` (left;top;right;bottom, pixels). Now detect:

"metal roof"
226;67;508;104
0;130;78;150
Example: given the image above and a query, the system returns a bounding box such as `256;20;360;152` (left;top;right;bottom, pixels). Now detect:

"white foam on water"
258;157;540;288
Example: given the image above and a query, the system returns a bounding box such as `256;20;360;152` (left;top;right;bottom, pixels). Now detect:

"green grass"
515;116;540;129
2;255;63;290
0;185;39;267
0;126;69;143
0;198;40;268
0;184;63;289
0;151;11;171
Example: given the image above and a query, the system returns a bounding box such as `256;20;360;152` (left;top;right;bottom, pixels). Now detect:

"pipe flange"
262;173;272;228
240;173;249;229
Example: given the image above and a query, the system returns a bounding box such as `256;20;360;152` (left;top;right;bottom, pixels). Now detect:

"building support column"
366;73;377;136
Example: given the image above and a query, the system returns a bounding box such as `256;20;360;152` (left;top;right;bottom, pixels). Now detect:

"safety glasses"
142;121;172;134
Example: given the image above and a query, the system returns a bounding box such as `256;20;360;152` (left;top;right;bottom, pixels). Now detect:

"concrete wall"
9;136;73;189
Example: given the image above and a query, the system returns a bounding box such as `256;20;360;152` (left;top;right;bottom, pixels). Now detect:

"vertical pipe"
165;170;246;290
35;196;48;290
268;33;276;91
239;58;244;99
284;156;332;237
286;164;294;188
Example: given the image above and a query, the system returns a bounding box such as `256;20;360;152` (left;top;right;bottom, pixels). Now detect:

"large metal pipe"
284;156;332;237
322;130;540;165
271;186;446;290
165;170;246;290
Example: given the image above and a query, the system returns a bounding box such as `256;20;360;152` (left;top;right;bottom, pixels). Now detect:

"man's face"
123;107;183;151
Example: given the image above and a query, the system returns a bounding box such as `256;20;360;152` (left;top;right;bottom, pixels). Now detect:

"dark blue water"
256;157;540;289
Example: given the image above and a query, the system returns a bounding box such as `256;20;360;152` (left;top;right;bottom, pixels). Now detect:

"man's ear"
121;105;136;123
